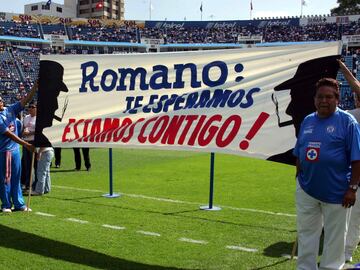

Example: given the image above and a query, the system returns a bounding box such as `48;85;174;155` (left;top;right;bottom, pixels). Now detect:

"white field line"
33;209;266;253
102;224;126;230
179;237;208;245
136;230;161;237
281;254;298;260
66;218;89;224
53;185;296;217
226;245;258;252
35;212;55;217
225;206;296;217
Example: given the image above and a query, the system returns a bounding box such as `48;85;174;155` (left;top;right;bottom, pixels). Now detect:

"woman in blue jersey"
0;82;38;213
293;78;360;270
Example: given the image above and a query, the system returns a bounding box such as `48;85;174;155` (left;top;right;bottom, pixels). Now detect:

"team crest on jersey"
326;125;335;133
306;147;319;162
305;142;321;162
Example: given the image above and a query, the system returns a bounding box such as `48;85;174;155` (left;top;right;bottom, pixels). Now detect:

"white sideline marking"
225;206;296;217
54;186;104;193
226;245;258;252
53;185;296;217
66;218;89;224
102;224;126;230
35;212;55;217
281;254;298;260
179;237;208;245
125;193;191;204
137;230;161;237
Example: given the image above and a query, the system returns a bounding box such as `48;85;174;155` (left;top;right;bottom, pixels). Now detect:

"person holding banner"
338;59;360;263
338;59;360;98
0;82;38;212
293;77;360;270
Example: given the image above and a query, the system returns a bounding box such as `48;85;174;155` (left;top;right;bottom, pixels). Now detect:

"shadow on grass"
263;241;295;258
245;242;297;270
0;224;186;270
51;169;78;173
248;258;290;270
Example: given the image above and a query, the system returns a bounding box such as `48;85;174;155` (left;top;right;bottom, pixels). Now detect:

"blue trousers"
0;149;25;209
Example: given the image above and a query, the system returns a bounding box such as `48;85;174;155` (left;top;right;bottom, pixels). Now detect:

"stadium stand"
42;23;66;36
0;14;359;108
0;20;40;38
67;24;137;43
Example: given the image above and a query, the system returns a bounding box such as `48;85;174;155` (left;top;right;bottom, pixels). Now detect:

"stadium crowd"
0;18;359;43
0;17;358;106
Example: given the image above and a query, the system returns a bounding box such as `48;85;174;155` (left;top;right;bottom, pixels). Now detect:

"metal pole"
26;152;36;212
103;148;120;198
209;152;215;208
109;148;113;195
200;152;221;211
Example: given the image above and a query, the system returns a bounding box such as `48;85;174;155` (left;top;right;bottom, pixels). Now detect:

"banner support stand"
200;152;221;211
103;148;120;198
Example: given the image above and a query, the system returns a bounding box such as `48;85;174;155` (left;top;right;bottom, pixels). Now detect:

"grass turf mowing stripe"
179;237;208;245
226;245;258;252
102;224;126;230
53;184;296;217
136;230;161;237
35;212;56;217
33;209;270;255
66;218;89;224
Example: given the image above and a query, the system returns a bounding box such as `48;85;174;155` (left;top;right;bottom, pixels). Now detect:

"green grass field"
1;148;358;269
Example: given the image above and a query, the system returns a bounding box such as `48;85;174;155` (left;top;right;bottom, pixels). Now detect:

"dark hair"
315;78;340;99
29;101;37;108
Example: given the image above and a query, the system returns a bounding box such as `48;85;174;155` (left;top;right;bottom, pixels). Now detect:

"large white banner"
38;42;340;160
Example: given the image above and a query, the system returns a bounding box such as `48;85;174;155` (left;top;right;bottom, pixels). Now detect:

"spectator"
54;147;61;168
32;147;54;195
73;148;91;171
21;101;37;190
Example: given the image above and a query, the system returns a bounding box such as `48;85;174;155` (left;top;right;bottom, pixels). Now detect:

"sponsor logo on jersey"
326;125;335;133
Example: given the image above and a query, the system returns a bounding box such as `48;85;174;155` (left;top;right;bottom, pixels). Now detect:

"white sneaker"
18;206;32;212
343;262;354;269
2;208;11;213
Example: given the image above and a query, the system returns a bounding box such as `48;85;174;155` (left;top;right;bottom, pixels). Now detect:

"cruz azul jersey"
293;109;360;203
0;102;22;152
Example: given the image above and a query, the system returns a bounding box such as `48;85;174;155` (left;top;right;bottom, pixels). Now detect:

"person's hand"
32;80;38;92
342;189;356;208
337;59;347;70
23;128;30;136
24;142;36;153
